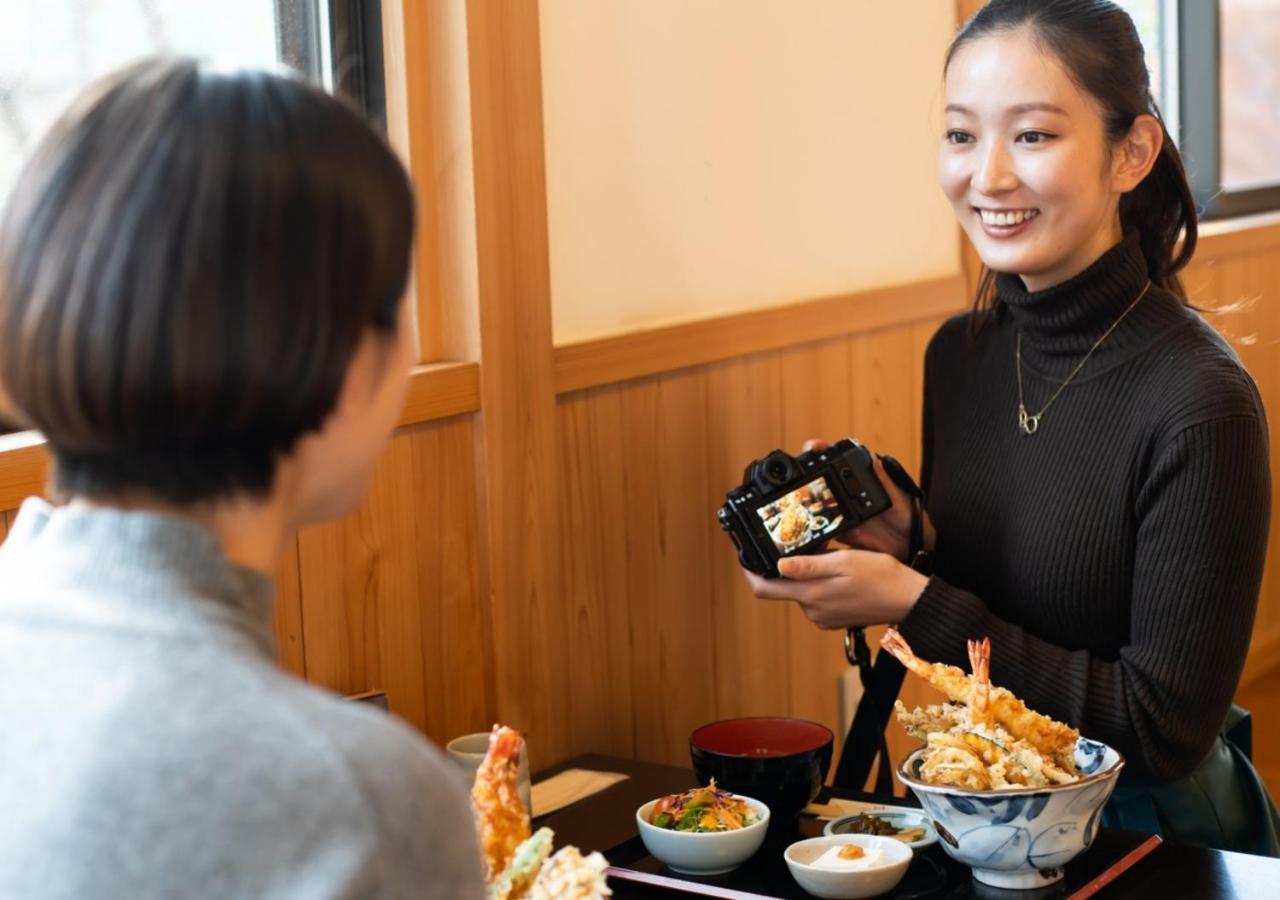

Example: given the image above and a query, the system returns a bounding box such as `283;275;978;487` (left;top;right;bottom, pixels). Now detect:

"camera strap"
880;453;929;573
835;454;925;795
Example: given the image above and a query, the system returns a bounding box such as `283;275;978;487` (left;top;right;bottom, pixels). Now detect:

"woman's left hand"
744;549;929;630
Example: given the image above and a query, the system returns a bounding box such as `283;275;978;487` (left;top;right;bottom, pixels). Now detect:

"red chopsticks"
1067;834;1163;899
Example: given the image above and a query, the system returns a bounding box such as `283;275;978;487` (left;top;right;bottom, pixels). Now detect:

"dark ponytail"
948;0;1198;309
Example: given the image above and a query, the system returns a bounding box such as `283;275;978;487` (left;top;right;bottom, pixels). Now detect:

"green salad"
649;781;760;833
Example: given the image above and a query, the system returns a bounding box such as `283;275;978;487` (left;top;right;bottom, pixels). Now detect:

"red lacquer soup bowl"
689;717;834;821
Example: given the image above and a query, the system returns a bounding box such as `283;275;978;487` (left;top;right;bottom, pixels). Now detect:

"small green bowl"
824;810;938;851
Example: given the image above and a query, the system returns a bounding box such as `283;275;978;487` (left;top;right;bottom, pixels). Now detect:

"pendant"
1018;405;1040;435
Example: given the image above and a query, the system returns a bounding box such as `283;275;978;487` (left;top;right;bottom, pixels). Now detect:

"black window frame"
1177;0;1280;220
274;0;387;131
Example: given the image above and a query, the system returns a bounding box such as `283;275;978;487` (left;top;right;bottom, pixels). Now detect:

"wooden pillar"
956;0;986;301
465;0;573;765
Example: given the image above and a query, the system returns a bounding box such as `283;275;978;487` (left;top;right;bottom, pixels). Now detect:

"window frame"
274;0;387;130
1178;0;1280;220
0;0;476;439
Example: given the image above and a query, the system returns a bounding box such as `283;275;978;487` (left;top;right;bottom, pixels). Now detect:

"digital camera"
717;438;892;578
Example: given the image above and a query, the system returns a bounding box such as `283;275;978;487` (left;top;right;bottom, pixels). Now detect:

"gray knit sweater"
0;498;484;899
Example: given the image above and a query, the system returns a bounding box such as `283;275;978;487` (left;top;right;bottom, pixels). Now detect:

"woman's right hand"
800;438;934;563
743;547;928;629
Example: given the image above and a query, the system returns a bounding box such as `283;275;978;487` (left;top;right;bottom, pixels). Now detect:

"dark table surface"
535;754;1278;899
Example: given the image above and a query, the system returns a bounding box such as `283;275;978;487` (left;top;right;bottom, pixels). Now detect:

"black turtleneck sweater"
897;234;1270;782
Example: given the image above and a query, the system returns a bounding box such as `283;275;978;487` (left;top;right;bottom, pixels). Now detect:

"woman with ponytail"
747;0;1279;854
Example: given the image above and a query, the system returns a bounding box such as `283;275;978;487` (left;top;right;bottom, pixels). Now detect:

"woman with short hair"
0;58;484;898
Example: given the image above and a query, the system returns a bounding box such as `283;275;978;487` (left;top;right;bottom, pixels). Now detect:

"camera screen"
756;476;845;555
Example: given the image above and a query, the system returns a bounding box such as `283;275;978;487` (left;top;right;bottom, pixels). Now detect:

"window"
1114;0;1176;133
0;0;387;434
1179;0;1280;218
1117;0;1280;219
1217;0;1280;195
0;0;384;206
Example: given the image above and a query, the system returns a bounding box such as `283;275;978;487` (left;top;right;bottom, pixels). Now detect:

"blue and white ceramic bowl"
897;738;1124;890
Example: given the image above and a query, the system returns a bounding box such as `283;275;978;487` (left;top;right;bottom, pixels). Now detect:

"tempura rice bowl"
898;737;1124;890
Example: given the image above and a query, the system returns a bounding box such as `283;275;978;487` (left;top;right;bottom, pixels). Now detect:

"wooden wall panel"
706;354;793;721
0;509;10;543
1190;246;1280;683
295;416;491;745
558;384;636;759
296;447;400;698
272;538;306;678
635;370;719;763
613;379;665;762
554;319;945;774
0;434;47;511
407;417;492;744
779;338;856;758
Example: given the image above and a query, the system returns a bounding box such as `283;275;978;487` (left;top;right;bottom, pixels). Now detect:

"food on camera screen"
649;781;761;832
757;476;843;554
883;630;1083;790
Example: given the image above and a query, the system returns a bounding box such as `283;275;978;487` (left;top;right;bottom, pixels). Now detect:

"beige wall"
539;0;962;344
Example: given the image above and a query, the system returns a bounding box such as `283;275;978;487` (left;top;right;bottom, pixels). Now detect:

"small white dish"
823;809;938;851
785;834;912;899
635;794;770;875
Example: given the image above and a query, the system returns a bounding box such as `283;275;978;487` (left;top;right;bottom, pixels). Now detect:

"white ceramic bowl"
784;834;912;899
635;795;769;875
823;809;938;850
897;737;1124;890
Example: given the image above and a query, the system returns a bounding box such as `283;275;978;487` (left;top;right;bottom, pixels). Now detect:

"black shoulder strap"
835;633;906;794
833;453;923;794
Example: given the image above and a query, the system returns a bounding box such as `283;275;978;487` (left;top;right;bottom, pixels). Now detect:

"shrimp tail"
967;637;992;723
881;627;975;704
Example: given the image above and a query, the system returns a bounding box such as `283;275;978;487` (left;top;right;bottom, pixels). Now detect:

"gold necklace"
1016;280;1152;435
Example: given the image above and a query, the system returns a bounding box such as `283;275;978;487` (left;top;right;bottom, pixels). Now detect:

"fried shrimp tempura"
527;846;611;900
882;628;1079;773
472;726;611;898
885;630;1082;789
471;726;531;883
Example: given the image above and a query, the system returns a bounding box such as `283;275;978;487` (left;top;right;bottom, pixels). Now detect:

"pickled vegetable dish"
649;781;760;832
837;813;927;843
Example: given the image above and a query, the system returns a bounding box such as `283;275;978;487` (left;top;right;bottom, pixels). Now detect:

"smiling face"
939;30;1129;292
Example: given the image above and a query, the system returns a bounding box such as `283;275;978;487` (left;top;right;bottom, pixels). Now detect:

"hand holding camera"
795;439;932;563
717;437;933;628
746;547;929;629
717;438;891;578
